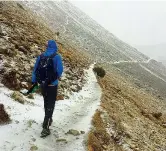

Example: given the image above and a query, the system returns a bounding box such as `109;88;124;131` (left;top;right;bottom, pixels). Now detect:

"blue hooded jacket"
32;40;63;86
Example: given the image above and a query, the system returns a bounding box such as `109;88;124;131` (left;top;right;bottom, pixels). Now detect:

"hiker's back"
31;40;64;137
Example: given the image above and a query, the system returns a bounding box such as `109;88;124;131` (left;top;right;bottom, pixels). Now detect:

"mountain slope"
0;1;91;98
22;1;148;63
22;1;166;99
1;1;166;151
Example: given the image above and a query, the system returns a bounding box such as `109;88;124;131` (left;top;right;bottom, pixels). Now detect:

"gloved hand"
20;89;28;96
27;82;38;94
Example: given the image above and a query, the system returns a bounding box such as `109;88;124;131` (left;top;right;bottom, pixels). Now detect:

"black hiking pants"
41;85;58;129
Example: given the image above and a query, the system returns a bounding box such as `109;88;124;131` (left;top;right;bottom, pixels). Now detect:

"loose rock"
66;129;80;136
80;131;85;134
30;145;38;151
56;138;68;143
0;104;11;124
11;91;26;104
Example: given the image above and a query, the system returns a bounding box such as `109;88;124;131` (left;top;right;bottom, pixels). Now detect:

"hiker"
31;40;63;137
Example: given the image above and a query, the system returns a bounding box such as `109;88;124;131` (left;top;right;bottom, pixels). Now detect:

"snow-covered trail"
110;58;152;65
139;64;166;83
0;65;101;151
110;59;166;83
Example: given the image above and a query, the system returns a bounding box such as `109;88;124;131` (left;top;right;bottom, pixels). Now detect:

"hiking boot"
40;128;50;138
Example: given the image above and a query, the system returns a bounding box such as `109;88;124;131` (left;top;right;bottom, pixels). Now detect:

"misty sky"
70;1;166;46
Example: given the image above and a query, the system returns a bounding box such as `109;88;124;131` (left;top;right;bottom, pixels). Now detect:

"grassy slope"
88;67;166;151
0;2;91;94
2;2;166;151
111;62;166;99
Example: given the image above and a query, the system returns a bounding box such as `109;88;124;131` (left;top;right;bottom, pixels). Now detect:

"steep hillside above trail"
22;1;148;63
21;1;166;100
0;2;91;98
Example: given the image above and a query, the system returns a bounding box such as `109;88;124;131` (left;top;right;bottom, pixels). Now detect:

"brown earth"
88;67;166;151
0;2;91;98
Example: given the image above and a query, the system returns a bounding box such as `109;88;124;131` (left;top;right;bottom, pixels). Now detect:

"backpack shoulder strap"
50;52;58;59
39;53;57;59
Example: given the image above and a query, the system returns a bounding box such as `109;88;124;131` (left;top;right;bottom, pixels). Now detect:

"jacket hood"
45;40;58;54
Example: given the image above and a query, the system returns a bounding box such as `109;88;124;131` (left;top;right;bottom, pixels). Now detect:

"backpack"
35;53;58;85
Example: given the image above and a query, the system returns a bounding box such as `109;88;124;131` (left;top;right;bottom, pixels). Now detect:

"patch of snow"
111;60;138;64
110;59;152;65
0;65;101;151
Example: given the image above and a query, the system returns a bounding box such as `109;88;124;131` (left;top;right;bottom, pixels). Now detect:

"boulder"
11;91;26;104
2;69;21;90
66;129;80;136
0;104;11;124
30;145;38;151
80;131;85;134
56;138;68;143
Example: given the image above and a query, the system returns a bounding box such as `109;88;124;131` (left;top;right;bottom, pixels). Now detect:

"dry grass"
58;43;92;69
1;1;91;66
88;66;166;151
1;2;92;91
88;111;123;151
88;111;109;151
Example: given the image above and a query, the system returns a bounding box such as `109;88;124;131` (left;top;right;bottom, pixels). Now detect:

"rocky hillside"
22;1;148;63
20;1;166;101
0;2;91;99
1;1;166;151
